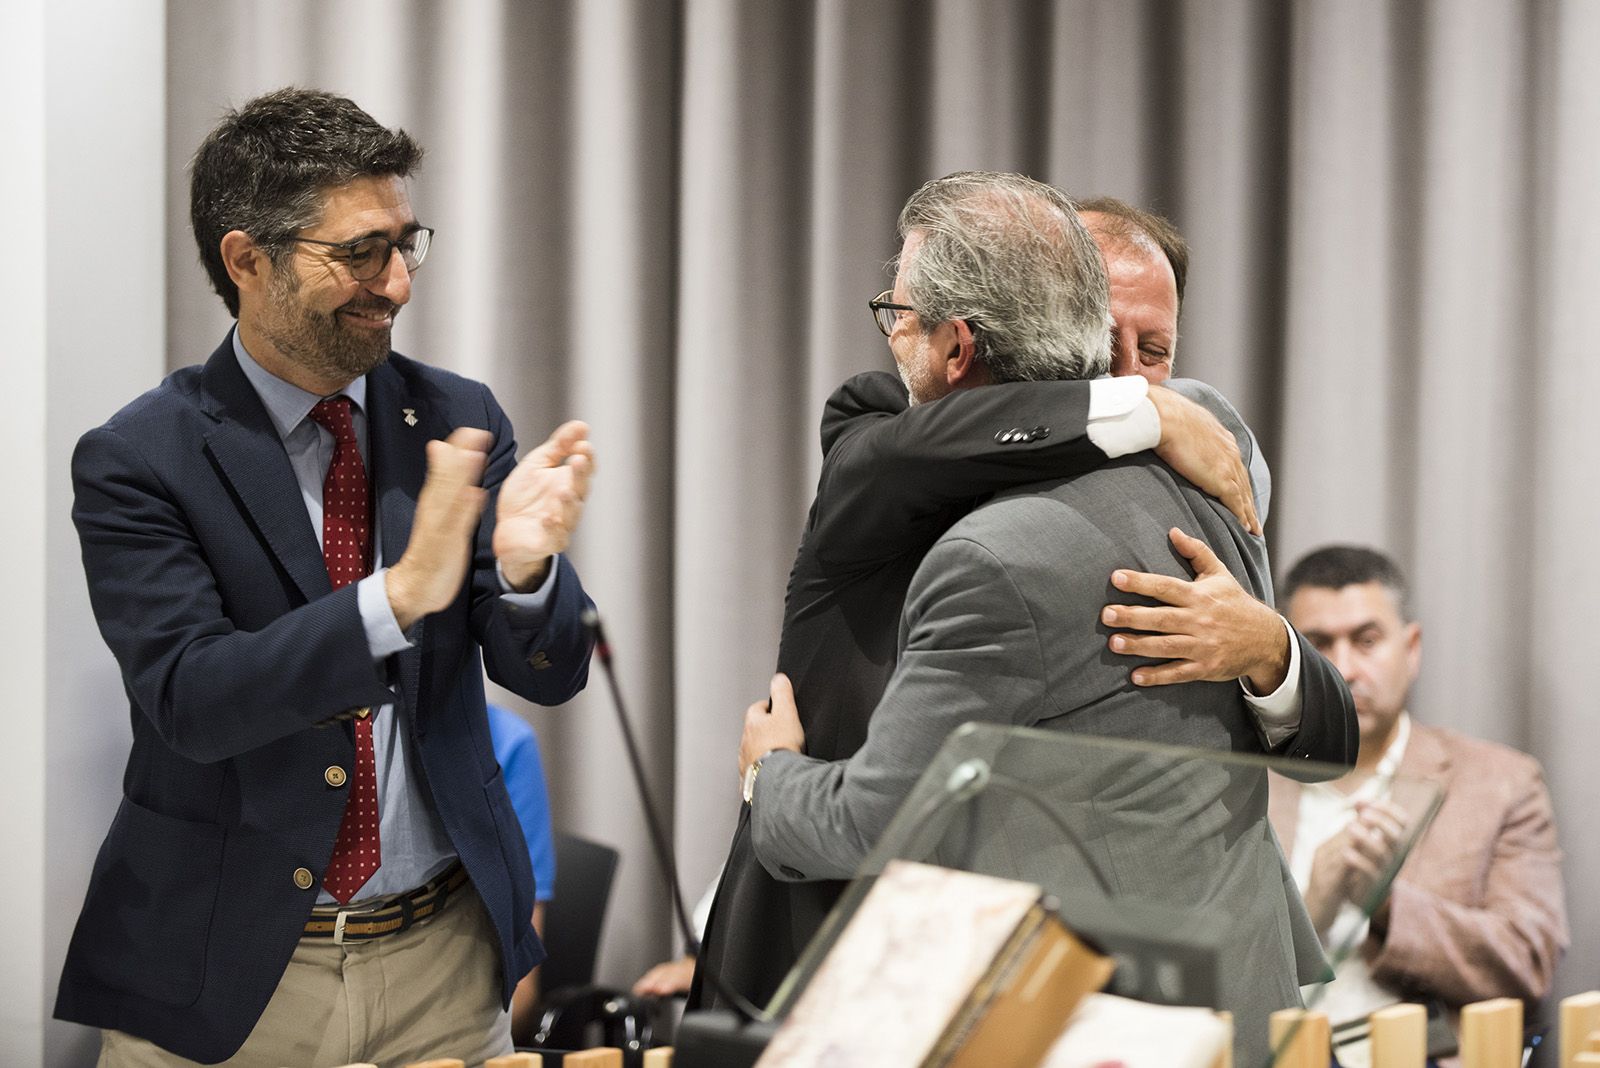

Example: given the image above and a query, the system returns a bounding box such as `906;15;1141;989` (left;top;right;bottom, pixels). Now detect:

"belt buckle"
331;901;382;944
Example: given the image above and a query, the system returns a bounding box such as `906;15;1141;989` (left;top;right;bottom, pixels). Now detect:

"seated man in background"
487;704;558;1034
1269;545;1568;1038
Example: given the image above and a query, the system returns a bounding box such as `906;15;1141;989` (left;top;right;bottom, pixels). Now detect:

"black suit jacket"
690;371;1355;1012
54;337;594;1062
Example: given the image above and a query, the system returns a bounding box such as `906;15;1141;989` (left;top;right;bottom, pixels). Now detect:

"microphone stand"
582;611;776;1066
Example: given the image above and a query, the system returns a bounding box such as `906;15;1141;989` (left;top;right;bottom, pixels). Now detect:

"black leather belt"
303;863;468;943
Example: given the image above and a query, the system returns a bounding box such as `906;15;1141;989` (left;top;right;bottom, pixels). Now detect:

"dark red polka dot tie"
307;396;380;904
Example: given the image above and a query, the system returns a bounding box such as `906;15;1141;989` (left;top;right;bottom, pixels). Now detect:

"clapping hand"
387;427;492;631
495;420;595;591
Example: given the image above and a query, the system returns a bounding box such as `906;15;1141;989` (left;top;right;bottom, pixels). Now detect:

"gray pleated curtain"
164;0;1600;996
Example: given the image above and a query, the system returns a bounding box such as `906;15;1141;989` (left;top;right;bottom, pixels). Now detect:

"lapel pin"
402;407;418;427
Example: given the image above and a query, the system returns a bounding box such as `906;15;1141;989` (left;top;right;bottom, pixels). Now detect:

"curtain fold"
161;0;1597;995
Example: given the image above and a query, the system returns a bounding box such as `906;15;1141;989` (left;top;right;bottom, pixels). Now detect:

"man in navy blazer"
55;88;596;1066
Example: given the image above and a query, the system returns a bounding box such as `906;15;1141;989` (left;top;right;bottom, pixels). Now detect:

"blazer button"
293;867;315;890
324;765;347;788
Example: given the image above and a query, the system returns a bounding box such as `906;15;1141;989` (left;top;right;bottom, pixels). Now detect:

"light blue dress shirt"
232;329;558;903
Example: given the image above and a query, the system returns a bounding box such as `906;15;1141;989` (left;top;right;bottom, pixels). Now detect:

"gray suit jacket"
753;451;1312;1066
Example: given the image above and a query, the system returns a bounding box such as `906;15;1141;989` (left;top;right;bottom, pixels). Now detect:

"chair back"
540;832;621;992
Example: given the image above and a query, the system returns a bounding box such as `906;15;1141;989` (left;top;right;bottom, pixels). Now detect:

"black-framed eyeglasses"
869;290;916;336
284;227;435;281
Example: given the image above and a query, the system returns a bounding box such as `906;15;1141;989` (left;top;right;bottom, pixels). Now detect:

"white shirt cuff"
1086;375;1159;458
1241;615;1302;748
360;569;413;659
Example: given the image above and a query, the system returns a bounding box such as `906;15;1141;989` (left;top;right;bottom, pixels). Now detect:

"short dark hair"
190;87;424;317
1077;195;1189;314
1282;545;1413;620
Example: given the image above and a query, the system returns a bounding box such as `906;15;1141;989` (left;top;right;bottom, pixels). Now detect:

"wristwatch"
741;758;763;805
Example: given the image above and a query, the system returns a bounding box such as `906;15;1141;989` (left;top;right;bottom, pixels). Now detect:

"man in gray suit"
738;173;1312;1065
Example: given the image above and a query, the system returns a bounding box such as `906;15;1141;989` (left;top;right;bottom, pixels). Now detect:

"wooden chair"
1268;1008;1329;1067
1563;991;1600;1068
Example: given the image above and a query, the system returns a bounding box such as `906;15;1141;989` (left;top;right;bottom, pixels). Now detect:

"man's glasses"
869;290;916;336
284;227;435;282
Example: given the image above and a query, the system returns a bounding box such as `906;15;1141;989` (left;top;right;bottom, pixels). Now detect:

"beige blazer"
1269;722;1568;1014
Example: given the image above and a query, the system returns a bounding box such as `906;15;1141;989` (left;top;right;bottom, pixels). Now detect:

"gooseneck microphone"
581;609;767;1024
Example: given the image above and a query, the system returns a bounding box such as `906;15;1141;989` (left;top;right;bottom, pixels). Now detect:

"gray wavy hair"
897;172;1112;382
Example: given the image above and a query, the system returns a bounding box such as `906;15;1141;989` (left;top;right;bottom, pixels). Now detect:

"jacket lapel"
1394;721;1453;848
1396;721;1452;784
198;340;332;604
366;362;429;575
366;361;439;716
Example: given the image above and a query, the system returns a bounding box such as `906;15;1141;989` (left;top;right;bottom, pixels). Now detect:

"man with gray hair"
735;172;1326;1063
887;171;1115;399
692;172;1361;1019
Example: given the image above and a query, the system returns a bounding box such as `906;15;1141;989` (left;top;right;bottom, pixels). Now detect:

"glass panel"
766;723;1442;1068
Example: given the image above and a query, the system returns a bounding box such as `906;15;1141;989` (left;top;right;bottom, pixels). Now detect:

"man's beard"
261;266;396;386
896;342;940;407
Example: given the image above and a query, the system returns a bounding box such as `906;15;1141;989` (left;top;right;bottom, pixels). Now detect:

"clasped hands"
386;420;594;631
1303;798;1409;936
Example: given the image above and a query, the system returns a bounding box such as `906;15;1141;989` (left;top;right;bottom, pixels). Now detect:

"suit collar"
199;337;332;603
1393;719;1452;784
199;332;269;426
229;327;370;442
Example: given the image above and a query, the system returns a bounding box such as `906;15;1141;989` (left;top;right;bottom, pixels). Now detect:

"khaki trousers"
99;885;514;1068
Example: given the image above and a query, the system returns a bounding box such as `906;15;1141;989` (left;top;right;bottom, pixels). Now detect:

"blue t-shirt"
487;704;556;902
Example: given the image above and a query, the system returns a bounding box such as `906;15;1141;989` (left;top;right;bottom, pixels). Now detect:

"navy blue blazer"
55;338;594;1063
